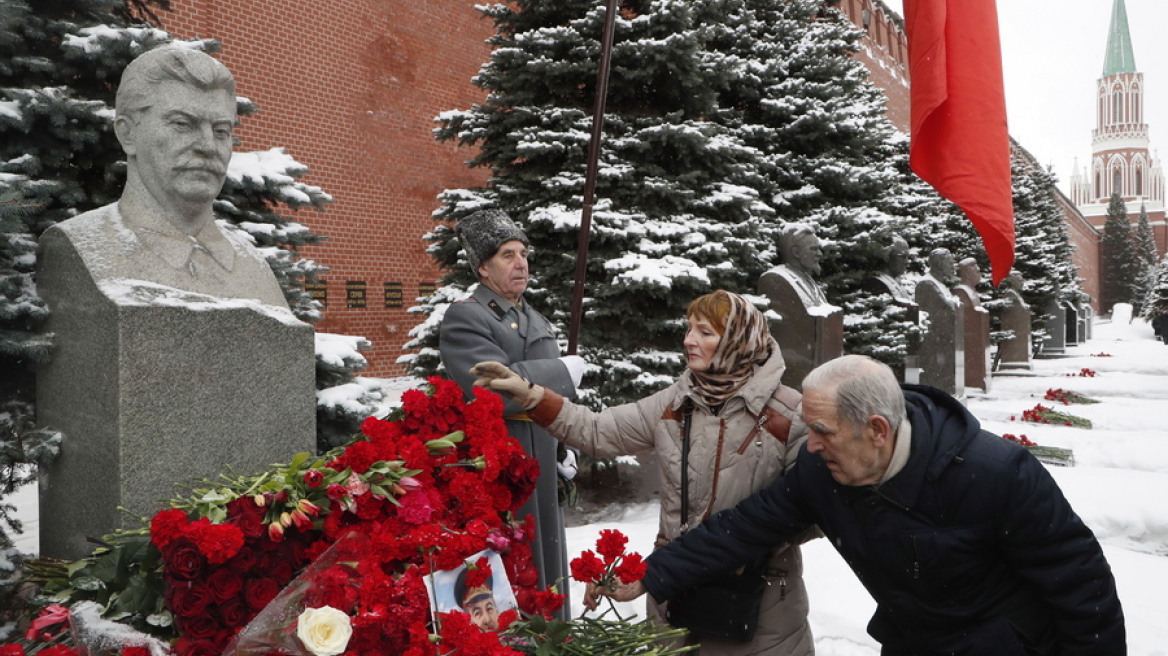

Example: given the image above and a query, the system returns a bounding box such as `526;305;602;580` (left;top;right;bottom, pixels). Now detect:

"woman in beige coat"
472;290;814;656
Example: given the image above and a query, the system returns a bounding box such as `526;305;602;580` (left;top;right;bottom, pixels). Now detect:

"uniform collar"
472;283;525;321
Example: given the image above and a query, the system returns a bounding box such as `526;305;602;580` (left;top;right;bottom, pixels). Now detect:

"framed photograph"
425;549;517;630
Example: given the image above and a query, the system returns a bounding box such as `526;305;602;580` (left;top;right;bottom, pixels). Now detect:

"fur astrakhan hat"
456;209;529;273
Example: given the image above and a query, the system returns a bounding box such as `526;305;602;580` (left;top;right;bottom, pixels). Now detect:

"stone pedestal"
998;291;1032;372
952;285;991;392
759;267;844;391
37;237;315;560
1083;305;1094;340
916;278;964;397
1040;300;1066;355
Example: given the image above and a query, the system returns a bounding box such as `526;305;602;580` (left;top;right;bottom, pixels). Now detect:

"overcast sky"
880;0;1168;194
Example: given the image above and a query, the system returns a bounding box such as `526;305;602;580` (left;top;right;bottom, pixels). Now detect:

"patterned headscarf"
686;291;775;410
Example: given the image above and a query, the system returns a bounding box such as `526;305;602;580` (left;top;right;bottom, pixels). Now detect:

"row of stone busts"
757;226;1038;396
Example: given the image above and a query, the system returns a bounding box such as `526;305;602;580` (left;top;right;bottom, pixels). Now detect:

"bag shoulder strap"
679;398;694;534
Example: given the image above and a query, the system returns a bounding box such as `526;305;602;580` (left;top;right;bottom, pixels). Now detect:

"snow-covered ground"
564;318;1168;655
9;318;1167;653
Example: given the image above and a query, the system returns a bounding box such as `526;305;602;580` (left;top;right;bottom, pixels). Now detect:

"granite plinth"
760;268;844;390
37;234;315;560
916;279;964;397
953;286;991;392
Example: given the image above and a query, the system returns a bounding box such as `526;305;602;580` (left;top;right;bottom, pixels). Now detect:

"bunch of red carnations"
144;377;557;656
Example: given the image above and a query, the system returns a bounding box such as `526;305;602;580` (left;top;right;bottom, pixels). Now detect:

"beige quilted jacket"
531;347;815;655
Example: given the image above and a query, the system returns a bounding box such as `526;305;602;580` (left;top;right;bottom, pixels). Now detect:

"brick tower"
1069;0;1168;256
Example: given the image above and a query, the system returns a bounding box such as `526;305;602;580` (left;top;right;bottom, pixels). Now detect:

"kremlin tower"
1069;0;1167;256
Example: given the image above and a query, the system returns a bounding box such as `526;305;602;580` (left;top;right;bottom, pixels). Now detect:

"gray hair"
802;355;906;433
116;47;235;118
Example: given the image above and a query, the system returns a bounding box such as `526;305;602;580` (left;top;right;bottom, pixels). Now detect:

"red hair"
686;290;732;336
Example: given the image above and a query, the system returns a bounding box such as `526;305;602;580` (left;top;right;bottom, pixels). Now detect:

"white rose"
296;606;352;656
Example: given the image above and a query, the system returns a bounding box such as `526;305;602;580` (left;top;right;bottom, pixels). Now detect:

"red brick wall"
160;1;493;376
839;0;911;132
1057;195;1102;310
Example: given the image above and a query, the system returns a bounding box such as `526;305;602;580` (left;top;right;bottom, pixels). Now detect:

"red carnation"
0;645;24;656
465;556;492;590
614;552;648;584
596;529;628;565
569;550;606;583
188;521;245;565
150;508;190;550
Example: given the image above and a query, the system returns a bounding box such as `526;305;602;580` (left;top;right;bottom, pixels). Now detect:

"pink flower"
346;471;370;496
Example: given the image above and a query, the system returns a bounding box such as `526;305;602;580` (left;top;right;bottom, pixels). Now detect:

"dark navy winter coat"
643;384;1125;655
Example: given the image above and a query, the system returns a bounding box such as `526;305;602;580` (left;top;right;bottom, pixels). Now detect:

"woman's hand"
470;361;545;410
583;580;648;611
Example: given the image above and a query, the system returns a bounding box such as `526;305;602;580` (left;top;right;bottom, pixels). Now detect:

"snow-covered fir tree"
0;0;374;547
1100;192;1139;312
405;0;916;405
1141;254;1168;320
1132;203;1158;315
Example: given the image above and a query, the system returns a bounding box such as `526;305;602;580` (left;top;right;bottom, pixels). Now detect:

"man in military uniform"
439;209;583;618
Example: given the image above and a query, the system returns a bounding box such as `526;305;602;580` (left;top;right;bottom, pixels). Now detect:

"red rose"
177;613;221;640
122;648;150;656
325;483;347;501
217;598;252;629
244;577;280;610
258;551;296;582
166;581;213;617
304;469;324;487
225;497;265;539
163;538;206;581
150;508;190;550
206;567;244;602
227;545;258;573
0;645;24;656
173;638;219;656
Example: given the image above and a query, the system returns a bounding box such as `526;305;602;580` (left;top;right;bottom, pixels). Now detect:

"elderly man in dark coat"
590;355;1125;655
439;209;583;617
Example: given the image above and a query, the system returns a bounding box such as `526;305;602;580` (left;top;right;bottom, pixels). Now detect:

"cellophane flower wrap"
149;378;561;656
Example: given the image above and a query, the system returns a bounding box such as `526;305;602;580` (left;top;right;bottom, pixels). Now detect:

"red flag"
905;0;1015;285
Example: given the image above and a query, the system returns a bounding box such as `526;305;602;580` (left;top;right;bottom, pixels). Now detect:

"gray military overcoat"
439;284;577;618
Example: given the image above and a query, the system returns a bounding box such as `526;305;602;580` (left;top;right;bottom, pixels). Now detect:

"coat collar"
471;283;524;321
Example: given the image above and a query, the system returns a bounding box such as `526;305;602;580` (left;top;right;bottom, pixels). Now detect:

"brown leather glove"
470;361;546;411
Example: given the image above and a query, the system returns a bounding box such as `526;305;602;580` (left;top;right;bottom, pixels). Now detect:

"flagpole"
567;0;618;355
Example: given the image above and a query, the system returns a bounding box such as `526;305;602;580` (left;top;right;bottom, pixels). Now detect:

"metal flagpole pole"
567;0;619;355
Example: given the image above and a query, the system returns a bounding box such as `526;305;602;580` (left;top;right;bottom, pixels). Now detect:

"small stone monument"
37;48;315;559
1082;302;1095;340
951;258;991;392
915;248;964;396
1040;299;1067;355
862;235;920;382
997;272;1033;372
758;223;843;390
